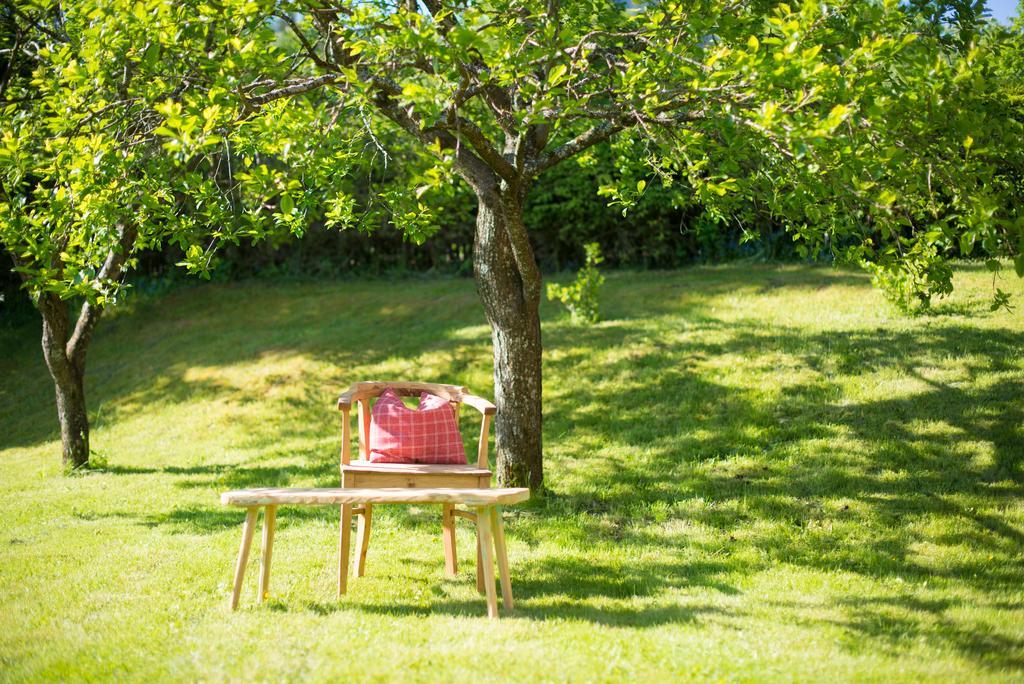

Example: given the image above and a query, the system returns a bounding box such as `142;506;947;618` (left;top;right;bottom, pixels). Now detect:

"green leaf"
280;193;294;214
827;104;850;128
450;26;482;51
141;42;160;69
547;64;568;86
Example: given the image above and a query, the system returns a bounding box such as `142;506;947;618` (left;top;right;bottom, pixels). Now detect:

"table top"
221;487;530;507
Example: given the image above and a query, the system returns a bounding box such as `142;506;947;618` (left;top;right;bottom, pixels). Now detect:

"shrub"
547;243;605;324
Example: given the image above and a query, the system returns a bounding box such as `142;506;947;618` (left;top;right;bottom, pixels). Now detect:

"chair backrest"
346;381;469;459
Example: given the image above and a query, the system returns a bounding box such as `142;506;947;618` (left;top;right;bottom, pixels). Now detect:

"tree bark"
38;294;90;469
473;188;544;490
52;357;89;469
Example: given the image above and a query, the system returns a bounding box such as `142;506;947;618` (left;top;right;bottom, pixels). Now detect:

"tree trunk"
37;294;91;469
53;362;90;469
473;189;544;490
13;224;133;470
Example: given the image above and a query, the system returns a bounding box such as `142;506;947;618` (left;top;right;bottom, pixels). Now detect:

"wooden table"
220;487;530;618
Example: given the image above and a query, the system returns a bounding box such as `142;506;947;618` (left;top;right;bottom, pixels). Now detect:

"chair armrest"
462;393;496;416
338;385;379;410
338;389;357;411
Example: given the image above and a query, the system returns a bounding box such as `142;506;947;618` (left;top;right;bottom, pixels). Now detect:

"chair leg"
476;506;499;619
259;505;277;603
490;505;513;610
230;507;259;610
338;503;353;596
442;504;458;577
356;504;372;577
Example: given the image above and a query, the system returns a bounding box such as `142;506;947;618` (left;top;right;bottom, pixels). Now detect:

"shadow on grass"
311;599;734;628
145;504;336;532
105;461;339;490
831;595;1024;671
66;502;338;532
294;556;740;627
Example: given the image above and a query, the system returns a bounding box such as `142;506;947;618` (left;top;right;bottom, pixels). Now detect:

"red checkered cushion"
368;389;467;464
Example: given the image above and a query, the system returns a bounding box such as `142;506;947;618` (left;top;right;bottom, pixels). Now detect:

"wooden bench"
221;487;530;618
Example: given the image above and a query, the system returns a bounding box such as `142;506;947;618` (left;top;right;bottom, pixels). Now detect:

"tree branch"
244;74;340;107
450;115;517;182
528;117;630;176
364;77;497;192
499;197;542;305
277;13;335;72
419;0;518;135
66;222;138;367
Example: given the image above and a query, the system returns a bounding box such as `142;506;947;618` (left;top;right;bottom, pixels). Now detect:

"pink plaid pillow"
368;389;467;464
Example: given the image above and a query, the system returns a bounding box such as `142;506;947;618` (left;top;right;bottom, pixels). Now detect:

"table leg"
490;505;513;610
339;503;353;596
259;505;277;603
230;507;259;610
476;506;499;619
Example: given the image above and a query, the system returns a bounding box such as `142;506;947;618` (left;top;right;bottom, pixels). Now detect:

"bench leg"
476;530;485;594
442;504;457;577
338;503;353;596
259;505;276;603
475;506;499;619
490;505;513;611
230;507;259;610
356;503;372;577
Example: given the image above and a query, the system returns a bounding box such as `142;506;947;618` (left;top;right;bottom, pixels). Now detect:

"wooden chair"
336;381;497;594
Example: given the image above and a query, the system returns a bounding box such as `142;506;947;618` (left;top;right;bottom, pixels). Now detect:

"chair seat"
342;461;492;476
342;460;492;489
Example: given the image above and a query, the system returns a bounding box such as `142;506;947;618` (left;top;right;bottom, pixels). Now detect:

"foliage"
0;0;375;301
1;265;1022;680
863;11;1024;311
161;0;1021;308
547;242;605;324
4;0;1022;305
3;1;215;303
127;137;797;280
869;255;954;313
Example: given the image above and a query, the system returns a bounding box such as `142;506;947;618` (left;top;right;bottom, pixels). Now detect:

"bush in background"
547;243;606;325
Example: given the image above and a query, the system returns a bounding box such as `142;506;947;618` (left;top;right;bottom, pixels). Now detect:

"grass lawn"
1;263;1022;682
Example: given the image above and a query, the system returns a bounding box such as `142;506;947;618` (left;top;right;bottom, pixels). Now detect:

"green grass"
1;264;1022;682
